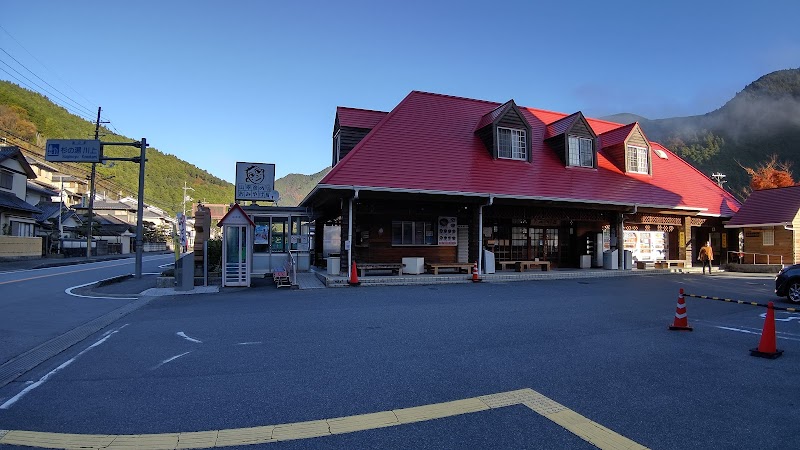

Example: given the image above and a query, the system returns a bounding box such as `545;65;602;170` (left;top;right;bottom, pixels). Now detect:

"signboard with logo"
235;162;277;202
438;216;457;246
45;139;102;163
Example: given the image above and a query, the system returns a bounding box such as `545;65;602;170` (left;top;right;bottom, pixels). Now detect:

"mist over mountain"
605;68;800;198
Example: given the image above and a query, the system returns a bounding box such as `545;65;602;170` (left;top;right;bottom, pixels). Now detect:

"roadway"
0;270;799;449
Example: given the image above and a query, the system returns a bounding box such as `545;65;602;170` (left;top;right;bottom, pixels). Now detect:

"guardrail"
726;251;783;265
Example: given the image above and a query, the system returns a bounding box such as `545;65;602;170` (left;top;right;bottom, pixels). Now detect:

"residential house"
301;91;742;274
0;146;43;257
725;185;800;265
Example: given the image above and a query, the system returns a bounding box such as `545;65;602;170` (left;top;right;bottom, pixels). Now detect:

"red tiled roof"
318;91;741;217
599;123;638;148
545;112;579;139
475;100;513;130
726;185;800;227
336;107;388;129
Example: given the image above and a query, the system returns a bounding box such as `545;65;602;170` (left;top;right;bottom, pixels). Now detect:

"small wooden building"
301;91;742;274
725;185;800;265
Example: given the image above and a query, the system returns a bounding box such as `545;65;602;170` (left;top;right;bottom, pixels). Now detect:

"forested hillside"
0;81;236;213
604;68;800;198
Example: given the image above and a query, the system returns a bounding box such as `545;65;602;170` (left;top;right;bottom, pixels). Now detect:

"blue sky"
2;0;798;184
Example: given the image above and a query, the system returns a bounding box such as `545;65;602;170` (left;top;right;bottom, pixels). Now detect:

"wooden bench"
358;263;403;277
497;260;551;272
636;261;656;269
425;263;474;275
655;260;686;269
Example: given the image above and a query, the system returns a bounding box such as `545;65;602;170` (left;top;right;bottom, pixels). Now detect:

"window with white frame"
333;130;341;163
626;145;649;174
0;169;12;190
391;220;435;245
497;127;527;160
763;228;774;246
568;136;594;167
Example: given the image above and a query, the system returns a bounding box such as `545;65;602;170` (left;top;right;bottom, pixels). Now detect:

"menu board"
623;231;666;261
438;216;457;246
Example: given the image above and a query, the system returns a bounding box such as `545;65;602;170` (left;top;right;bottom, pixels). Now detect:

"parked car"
775;264;800;303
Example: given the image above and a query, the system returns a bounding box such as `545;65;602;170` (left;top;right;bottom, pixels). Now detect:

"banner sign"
235;162;277;202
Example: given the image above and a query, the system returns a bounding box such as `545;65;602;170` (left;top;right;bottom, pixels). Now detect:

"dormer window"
568;136;594;167
626;145;649;174
498;127;527;160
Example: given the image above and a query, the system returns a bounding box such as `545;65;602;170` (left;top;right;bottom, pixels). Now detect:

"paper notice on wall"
438;217;457;246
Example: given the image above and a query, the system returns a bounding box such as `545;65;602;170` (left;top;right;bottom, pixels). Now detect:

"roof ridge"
322;92;419;184
649;140;741;204
336;106;389;114
411;90;501;107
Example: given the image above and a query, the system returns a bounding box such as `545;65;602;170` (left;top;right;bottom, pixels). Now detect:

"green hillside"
0;80;237;214
275;167;330;206
613;68;800;198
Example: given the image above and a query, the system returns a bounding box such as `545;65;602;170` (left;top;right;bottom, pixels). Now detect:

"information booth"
218;204;254;287
241;205;313;277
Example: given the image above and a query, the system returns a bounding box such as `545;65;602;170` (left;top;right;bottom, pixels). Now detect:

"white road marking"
177;332;202;343
152;351;192;369
65;278;137;300
0;325;127;410
715;326;800;342
0;254;172;276
760;312;800;322
235;341;263;345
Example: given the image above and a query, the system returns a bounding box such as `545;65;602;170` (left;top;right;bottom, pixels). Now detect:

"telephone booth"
219;204;254;287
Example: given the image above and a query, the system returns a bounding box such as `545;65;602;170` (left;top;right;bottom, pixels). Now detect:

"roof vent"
653;149;668;159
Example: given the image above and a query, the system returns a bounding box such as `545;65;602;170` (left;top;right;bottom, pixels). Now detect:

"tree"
666;130;724;164
738;154;796;196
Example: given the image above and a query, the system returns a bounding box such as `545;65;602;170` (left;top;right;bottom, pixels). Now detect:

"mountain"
274;167;330;207
0;81;329;212
606;68;800;198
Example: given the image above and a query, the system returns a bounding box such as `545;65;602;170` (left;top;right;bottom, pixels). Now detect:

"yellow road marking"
0;388;648;449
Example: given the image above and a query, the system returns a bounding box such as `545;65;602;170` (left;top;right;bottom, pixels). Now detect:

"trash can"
623;250;633;270
327;255;341;275
579;254;592;269
483;250;496;274
603;250;618;269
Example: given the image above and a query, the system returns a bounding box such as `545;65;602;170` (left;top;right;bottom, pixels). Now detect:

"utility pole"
182;181;195;217
711;172;727;188
86;107;109;258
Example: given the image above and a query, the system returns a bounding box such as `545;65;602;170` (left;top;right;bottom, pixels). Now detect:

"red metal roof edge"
217;203;255;227
650;141;741;208
321;92;420;185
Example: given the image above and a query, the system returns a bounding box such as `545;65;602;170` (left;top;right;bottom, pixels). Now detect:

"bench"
636;261;656;269
358;263;403;277
655;260;686;269
425;263;474;275
498;260;551;272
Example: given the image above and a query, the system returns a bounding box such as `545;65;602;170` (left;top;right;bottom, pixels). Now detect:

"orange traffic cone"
669;288;693;331
348;260;361;286
471;261;481;283
750;301;783;359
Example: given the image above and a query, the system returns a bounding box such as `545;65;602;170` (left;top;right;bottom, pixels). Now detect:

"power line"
0;59;95;122
0;24;97;110
0;66;95;122
0;47;97;118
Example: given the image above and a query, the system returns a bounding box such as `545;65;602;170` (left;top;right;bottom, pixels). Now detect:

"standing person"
698;241;713;274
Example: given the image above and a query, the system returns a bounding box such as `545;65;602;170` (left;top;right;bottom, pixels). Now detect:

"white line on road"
177;332;202;343
152;351;192;370
0;325;128;410
235;341;263;345
65;278;137;300
715;326;800;342
0;255;172;277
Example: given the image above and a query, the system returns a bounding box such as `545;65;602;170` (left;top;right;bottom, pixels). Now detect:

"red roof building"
725;185;800;264
303;91;742;273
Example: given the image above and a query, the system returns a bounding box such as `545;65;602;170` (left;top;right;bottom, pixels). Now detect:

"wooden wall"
742;226;795;264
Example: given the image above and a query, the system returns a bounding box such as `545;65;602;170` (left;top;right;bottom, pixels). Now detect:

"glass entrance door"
223;225;249;286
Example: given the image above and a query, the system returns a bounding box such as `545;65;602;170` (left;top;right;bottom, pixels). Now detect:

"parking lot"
1;273;798;449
